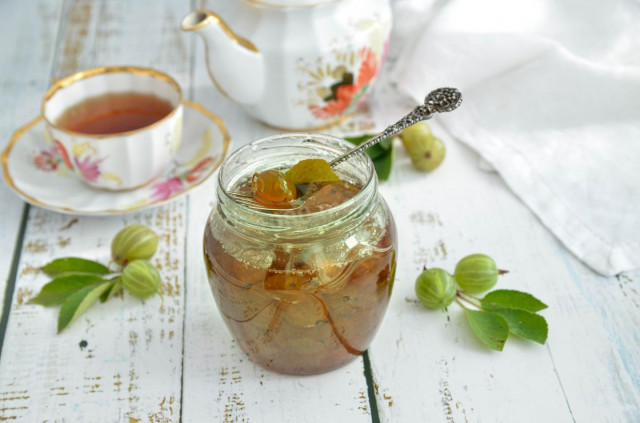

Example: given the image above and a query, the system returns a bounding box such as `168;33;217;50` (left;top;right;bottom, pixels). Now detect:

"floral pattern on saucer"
2;101;230;215
33;145;65;172
151;156;214;201
33;138;73;176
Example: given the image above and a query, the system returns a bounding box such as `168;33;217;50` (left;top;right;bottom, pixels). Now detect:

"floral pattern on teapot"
303;46;382;121
299;17;391;124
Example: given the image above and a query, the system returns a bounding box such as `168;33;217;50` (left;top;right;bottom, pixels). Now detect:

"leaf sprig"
457;289;548;351
30;225;162;333
415;254;549;351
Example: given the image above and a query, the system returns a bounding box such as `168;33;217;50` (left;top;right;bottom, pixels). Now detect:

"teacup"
42;66;183;190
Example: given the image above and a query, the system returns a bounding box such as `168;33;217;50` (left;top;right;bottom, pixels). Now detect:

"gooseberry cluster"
32;224;163;333
111;225;162;298
416;254;504;309
400;122;446;172
414;254;549;351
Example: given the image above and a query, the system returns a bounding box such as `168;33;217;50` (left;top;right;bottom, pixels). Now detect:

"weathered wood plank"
0;0;192;421
368;118;640;422
0;0;65;319
180;2;374;421
0;207;186;421
515;247;640;422
51;0;190;79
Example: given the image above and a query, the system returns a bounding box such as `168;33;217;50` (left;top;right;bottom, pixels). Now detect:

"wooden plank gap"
362;350;381;423
179;2;197;421
50;0;74;80
0;204;31;358
178;194;191;423
546;343;577;423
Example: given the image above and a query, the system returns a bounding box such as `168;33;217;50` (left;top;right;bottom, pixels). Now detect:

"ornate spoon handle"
329;87;462;167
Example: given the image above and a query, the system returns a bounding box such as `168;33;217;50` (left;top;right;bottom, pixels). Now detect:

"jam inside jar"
203;134;397;375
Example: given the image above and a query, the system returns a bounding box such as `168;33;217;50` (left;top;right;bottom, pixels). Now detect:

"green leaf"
481;289;548;312
58;282;112;333
42;257;109;277
344;135;394;181
100;277;123;303
343;134;371;146
493;309;548;344
365;137;393;161
30;274;106;306
43;271;109;279
372;142;394;181
464;309;509;351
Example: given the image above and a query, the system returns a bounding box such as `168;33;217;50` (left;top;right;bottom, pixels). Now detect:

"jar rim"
216;133;377;238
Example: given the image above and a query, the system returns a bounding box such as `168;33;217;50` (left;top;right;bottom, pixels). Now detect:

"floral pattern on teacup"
73;155;106;183
64;140;121;185
55;140;73;169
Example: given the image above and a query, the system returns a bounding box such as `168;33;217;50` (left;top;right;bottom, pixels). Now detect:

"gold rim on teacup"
41;66;183;139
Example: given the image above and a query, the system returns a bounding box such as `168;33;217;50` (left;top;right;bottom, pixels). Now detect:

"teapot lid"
245;0;340;7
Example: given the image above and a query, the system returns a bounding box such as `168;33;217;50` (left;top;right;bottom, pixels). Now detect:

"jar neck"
215;134;377;242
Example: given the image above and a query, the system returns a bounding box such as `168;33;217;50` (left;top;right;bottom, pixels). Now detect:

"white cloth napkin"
382;0;640;275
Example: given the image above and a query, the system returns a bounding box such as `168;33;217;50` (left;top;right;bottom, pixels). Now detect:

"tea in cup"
42;66;183;190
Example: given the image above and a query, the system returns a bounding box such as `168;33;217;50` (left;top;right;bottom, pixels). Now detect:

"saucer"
1;100;230;215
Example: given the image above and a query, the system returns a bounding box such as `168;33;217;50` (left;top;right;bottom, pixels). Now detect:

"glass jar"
203;134;397;375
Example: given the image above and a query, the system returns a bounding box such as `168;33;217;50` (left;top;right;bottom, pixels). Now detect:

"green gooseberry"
415;267;457;309
454;254;501;293
122;260;161;299
111;224;159;266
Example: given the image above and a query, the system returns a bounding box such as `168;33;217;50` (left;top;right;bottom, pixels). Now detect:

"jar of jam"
203;134;397;375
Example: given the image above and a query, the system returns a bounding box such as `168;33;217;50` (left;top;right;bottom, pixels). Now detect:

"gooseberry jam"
203;134;397;375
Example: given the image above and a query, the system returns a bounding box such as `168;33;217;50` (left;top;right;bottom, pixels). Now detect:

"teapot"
181;0;391;130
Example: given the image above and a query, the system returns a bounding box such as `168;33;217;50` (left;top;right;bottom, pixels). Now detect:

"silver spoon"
229;87;462;210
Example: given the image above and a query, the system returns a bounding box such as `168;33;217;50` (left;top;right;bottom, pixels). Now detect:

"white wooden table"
0;1;638;422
